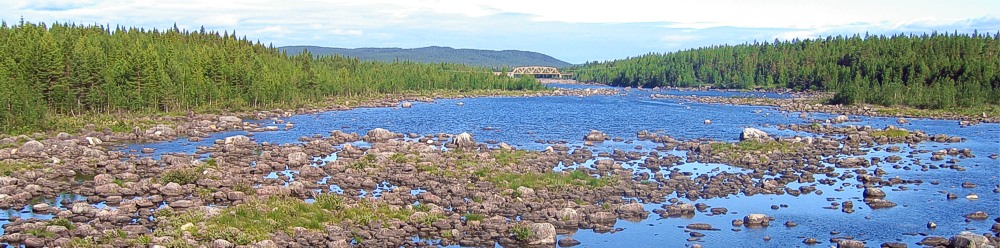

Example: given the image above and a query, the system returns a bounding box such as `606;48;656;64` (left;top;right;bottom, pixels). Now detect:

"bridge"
494;66;573;78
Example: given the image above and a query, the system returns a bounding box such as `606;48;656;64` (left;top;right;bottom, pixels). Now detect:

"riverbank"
650;91;1000;123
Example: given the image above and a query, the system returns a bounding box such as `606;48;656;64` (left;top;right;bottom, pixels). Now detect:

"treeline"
0;21;542;133
571;32;1000;109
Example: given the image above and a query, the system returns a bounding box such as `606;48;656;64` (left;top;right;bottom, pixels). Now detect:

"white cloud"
330;28;363;36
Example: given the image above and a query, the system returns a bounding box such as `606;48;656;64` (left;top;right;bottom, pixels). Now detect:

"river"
6;84;998;247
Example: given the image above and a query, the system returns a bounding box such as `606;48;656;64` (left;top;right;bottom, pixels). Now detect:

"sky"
2;0;998;64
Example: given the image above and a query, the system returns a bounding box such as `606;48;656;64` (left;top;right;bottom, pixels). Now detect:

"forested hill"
281;46;572;68
0;22;542;134
571;33;999;109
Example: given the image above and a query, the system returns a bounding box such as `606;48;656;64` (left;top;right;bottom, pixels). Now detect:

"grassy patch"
487;169;614;190
493;150;529;166
511;224;534;241
710;140;802;156
0;161;44;176
463;213;485;221
871;129;910;138
412;203;431;212
50;218;75;230
159;195;417;245
40;112;170;135
349;154;378;170
27;228;55;238
160;167;203;185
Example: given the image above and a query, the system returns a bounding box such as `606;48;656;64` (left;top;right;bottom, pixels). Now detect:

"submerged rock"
584;130;609;142
743;214;770;227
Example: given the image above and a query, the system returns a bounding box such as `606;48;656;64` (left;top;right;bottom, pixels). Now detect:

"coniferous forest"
572;32;1000;109
0;22;542;133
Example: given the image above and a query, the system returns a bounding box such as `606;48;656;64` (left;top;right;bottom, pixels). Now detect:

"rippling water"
85;85;1000;246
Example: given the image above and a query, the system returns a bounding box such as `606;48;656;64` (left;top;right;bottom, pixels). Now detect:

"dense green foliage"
281;45;573;68
0;22;542;134
572;32;1000;109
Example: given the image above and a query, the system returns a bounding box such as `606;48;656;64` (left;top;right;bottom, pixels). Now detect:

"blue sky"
3;0;998;64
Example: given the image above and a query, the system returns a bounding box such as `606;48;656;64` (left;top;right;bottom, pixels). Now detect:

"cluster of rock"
0;115;996;247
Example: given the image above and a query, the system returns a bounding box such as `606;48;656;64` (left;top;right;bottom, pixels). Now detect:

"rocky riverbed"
0;122;997;247
0;87;997;247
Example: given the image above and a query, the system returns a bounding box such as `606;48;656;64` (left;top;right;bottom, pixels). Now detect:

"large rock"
224;135;254;146
584;130;609;142
160;182;185;196
948;231;989;248
147;125;177;137
218;116;242;123
837;240;865;248
739;128;769;142
863;187;887;198
686;223;715;230
864;198;897;209
964;211;989;220
452;132;476;148
743;214;770;227
18;140;45;154
527;223;556;245
287;152;310;166
85;137;103;146
919;236;948;246
364;128;396;142
557;208;579;221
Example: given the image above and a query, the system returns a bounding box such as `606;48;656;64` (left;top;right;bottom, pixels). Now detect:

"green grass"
390;152;420;164
511;224;534;241
34;112;173;136
487;170;614;190
349;154;378;170
871;129;910;138
232;181;257;195
463;213;485;221
27;228;55;238
160;195;419;244
710;140;802;155
50;218;75;230
160;167;202;185
412;203;431;212
0;161;44;176
493;150;529;166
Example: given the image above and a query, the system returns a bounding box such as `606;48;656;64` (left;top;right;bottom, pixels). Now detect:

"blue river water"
11;84;999;247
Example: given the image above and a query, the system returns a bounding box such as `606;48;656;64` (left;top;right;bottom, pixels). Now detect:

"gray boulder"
452;132;476;148
584;130;609;142
743;213;770;227
18;140;45;154
527;223;556;245
739;128;769;142
364;128;396;142
287;152;310;166
948;231;989;248
218;116;241;123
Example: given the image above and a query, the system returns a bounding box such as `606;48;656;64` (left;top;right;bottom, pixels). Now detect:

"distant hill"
280;46;572;68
